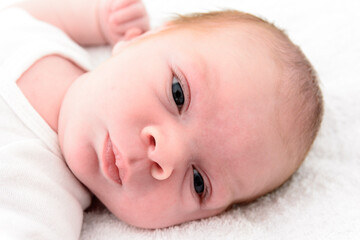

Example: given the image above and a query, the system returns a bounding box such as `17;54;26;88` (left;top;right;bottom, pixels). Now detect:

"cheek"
111;192;182;228
61;131;99;182
59;97;102;184
105;82;165;130
104;177;188;228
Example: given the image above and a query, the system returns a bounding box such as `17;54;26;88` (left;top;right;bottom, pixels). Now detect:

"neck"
17;55;85;133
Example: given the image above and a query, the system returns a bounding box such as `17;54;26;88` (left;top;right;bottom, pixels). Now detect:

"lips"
102;134;122;185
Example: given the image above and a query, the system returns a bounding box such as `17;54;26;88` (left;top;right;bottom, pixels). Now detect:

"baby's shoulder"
17;55;85;128
18;55;82;86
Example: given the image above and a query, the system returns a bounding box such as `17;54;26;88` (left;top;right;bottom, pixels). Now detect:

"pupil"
193;169;204;194
172;82;184;105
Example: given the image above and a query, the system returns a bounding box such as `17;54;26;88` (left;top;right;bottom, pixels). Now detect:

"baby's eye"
193;168;205;196
172;76;184;111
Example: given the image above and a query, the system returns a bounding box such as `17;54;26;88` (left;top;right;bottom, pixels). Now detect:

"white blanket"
1;0;359;239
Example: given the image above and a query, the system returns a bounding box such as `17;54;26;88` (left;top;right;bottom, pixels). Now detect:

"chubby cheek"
110;193;183;229
59;116;101;186
104;84;166;136
102;177;187;228
62;137;99;185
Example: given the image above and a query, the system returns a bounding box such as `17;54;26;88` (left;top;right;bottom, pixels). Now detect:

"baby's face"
58;25;288;228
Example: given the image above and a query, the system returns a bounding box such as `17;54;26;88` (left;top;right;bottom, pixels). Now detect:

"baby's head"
58;10;323;228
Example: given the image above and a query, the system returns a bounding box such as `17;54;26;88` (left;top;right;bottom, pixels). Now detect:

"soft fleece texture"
1;0;359;239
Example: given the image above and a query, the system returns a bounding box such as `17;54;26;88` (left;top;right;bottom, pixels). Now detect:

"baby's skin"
15;0;292;228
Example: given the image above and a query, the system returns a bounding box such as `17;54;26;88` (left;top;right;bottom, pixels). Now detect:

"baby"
0;0;323;237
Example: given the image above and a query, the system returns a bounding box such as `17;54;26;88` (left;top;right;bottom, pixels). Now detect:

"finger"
124;28;143;41
111;0;139;11
109;2;146;24
111;16;149;34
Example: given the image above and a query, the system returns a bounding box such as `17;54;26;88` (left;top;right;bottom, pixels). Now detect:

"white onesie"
0;8;92;240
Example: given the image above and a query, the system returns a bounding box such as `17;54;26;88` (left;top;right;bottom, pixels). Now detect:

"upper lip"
102;134;122;185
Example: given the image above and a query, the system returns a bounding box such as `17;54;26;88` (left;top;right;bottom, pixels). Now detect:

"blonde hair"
169;10;324;180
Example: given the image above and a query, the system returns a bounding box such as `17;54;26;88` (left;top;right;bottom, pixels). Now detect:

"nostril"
141;127;157;152
153;162;162;172
149;135;156;148
151;162;169;180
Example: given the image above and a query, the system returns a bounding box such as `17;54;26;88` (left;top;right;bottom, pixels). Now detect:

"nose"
140;126;185;181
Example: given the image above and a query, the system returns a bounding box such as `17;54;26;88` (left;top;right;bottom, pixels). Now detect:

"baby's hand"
98;0;150;45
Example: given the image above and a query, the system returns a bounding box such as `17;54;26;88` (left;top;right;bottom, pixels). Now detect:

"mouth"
102;134;122;185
